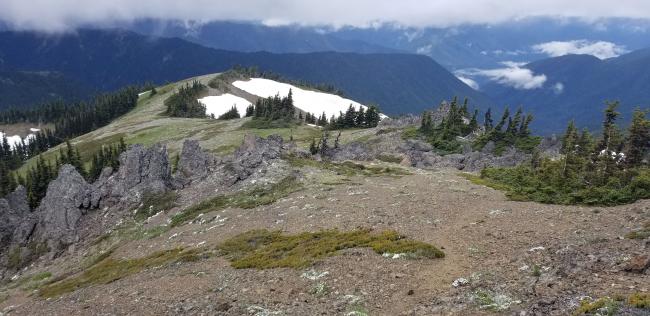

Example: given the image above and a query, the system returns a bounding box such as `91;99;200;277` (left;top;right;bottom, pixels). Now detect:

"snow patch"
0;130;38;148
233;78;386;119
198;94;252;119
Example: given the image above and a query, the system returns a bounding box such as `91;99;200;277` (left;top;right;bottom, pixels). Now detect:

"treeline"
302;106;381;129
0;138;127;207
415;98;538;154
242;90;296;129
474;106;538;154
165;81;207;118
479;103;649;206
224;65;346;97
217;106;240;120
0;87;138;171
0;87;138;129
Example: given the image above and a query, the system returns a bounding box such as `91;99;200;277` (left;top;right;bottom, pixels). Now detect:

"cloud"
459;61;547;90
456;75;479;90
553;82;564;94
532;40;628;59
2;0;650;31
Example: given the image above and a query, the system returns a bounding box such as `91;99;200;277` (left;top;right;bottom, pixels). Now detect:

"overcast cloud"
532;40;629;59
458;62;548;90
1;0;650;31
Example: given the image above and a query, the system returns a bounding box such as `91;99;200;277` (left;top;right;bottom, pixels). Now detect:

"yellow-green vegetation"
217;229;444;269
628;293;650;309
376;154;404;164
170;176;303;227
7;271;52;291
39;248;202;298
134;191;178;221
574;297;620;315
287;156;410;177
625;221;650;240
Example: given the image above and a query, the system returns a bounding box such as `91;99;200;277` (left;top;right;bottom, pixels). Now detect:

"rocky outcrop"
0;186;30;250
176;139;217;185
222;134;284;185
35;165;91;252
92;143;172;208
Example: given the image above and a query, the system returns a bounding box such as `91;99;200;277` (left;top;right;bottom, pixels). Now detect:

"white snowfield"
0;128;39;148
233;78;383;119
198;94;252;119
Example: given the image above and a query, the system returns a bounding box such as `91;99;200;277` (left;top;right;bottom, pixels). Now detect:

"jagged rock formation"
176;139;218;186
0;186;29;251
0;135;292;276
34;165;92;253
92;143;172;208
226;134;283;183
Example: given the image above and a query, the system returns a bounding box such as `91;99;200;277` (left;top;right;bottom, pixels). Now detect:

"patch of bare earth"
1;168;648;315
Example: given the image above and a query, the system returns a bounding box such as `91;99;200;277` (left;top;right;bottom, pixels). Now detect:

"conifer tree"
624;109;649;167
484;108;494;131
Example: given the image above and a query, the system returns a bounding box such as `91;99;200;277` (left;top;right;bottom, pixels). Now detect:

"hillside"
0;73;648;315
0;29;493;114
0;71;92;108
483;49;650;134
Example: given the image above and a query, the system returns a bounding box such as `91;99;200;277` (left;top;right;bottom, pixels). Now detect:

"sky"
2;0;650;31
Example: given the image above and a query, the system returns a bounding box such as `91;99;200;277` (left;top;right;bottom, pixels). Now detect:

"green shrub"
134;191;178;221
170;176;302;227
39;248;201;298
217;229;444;269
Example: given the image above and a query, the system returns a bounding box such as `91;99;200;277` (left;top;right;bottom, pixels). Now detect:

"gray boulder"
176;139;217;185
91;143;172;208
222;134;283;185
35;165;91;252
0;186;30;249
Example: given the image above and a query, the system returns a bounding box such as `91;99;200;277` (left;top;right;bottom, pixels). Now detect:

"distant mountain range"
0;29;491;115
1;27;648;134
128;18;650;70
482;49;650;133
0;71;93;107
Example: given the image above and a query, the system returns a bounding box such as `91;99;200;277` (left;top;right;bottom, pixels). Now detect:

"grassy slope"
14;73;377;176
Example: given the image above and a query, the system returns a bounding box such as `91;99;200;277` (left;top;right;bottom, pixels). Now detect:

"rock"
176;139;217;185
35;165;91;252
91;143;172;208
0;186;30;250
329;142;373;161
452;278;469;287
222;134;283;185
624;255;650;273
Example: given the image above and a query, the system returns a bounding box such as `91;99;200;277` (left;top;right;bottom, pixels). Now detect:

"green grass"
628;293;650;309
401;126;419;140
134;191;178;221
217;229;444;269
241;118;298;129
170;176;303;227
39;248;202;298
376;154;403;164
287;156;410;177
625;221;650;240
574;297;620;315
7;271;52;291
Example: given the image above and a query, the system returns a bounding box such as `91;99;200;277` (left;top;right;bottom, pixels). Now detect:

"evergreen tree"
468;110;479;132
245;104;255;117
484;108;493;131
624;108;649;167
495;108;510;132
217;106;240;120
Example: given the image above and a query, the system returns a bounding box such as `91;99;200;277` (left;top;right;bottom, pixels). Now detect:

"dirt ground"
1;167;649;315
